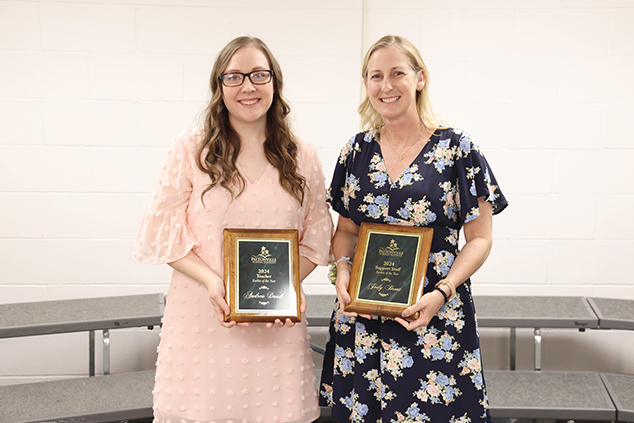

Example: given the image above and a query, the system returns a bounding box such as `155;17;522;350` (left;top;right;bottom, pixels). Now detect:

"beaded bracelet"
335;256;353;266
433;286;449;303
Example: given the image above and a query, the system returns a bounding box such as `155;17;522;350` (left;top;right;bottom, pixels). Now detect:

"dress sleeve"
327;134;360;219
133;131;200;264
455;131;508;224
298;139;334;266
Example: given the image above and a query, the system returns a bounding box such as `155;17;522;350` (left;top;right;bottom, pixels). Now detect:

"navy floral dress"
319;127;507;423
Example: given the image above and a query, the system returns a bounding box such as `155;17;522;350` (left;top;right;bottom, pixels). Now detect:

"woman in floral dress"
319;35;508;423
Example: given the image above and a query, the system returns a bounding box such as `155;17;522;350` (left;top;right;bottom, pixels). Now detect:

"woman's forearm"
332;216;360;273
168;250;222;290
443;197;493;290
444;236;492;288
299;256;317;282
333;231;357;261
168;251;233;326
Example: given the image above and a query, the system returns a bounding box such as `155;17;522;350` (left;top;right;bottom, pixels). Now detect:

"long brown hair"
196;36;305;204
358;35;444;132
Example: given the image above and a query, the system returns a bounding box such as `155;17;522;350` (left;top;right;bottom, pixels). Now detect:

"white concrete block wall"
1;0;633;384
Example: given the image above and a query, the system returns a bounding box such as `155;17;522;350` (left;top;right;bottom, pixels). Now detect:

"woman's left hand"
395;289;445;331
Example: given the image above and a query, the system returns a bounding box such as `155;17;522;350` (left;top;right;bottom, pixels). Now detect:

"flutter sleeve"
454;130;508;225
133;131;200;264
298;139;334;266
326;134;361;219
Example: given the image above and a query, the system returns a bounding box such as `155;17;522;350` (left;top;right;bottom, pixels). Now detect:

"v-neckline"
375;131;433;186
236;162;271;185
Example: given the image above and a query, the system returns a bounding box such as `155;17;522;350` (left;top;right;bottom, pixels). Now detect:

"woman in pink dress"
134;36;333;423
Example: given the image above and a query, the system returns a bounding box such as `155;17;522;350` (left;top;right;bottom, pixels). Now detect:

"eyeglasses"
219;70;274;87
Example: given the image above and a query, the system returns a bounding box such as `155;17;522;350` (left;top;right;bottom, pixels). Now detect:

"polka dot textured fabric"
134;128;334;423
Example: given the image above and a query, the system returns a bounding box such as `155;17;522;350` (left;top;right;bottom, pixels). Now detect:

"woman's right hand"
331;216;370;318
204;273;239;328
335;263;370;319
168;251;240;328
334;262;355;317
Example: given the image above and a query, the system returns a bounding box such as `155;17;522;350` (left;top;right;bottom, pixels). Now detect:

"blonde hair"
358;35;444;132
196;36;305;204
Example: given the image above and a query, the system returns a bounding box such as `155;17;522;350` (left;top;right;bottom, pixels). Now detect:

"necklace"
385;127;424;160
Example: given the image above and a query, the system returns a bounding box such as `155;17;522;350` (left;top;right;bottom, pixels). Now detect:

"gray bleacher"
0;371;155;423
1;294;633;423
602;373;634;423
0;293;164;376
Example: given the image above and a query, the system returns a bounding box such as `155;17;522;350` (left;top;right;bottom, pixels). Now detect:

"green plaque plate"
224;229;300;322
347;222;433;317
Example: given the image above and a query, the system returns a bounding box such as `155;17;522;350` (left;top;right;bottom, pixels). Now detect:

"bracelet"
435;279;456;301
335;256;353;266
433;286;448;303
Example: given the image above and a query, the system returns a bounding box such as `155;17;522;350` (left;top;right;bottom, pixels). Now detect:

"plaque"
223;229;300;322
346;222;433;318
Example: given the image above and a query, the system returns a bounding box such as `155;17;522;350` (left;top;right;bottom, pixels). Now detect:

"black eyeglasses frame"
218;70;274;87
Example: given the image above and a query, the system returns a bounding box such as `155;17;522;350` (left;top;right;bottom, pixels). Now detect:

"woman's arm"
300;255;317;282
442;197;493;289
170;252;319;328
331;216;361;317
299;256;317;312
397;196;493;331
167;251;237;328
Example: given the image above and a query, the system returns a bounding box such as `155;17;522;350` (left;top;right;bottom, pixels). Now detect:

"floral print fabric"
319;127;507;423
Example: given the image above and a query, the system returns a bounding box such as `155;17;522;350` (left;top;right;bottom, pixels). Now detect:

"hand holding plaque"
345;222;433;318
223;229;301;322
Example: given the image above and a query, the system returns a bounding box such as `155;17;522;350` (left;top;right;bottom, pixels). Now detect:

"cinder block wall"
1;0;633;384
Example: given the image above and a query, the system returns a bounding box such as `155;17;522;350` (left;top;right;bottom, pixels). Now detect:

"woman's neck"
234;125;269;184
230;117;267;148
382;113;426;148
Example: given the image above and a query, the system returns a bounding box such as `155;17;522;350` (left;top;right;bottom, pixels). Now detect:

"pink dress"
134;127;333;423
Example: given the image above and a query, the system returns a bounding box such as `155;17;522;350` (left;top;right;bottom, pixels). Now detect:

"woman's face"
364;46;424;123
221;46;274;129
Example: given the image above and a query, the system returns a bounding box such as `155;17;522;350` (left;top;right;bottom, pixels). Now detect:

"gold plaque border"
346;222;434;318
223;229;301;323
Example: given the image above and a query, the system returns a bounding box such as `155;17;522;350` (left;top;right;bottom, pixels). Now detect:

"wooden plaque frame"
223;229;301;322
346;222;434;318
